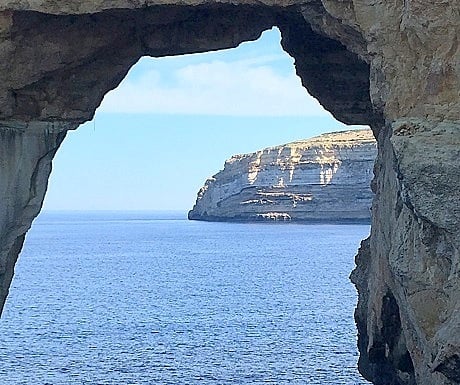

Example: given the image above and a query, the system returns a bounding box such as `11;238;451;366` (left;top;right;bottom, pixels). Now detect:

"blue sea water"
0;211;371;385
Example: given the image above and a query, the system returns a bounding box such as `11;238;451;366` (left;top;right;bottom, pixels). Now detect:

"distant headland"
189;129;377;223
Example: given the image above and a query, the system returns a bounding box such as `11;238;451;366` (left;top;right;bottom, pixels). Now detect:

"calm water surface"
0;211;371;385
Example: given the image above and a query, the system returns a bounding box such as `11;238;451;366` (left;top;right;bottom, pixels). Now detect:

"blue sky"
43;28;365;211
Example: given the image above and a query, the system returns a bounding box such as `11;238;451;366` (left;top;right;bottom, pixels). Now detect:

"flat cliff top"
227;128;375;164
276;128;375;149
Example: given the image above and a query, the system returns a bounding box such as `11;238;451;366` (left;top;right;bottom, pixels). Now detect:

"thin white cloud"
99;57;329;117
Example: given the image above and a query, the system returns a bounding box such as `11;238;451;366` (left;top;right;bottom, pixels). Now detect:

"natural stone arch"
0;2;379;308
0;2;458;385
2;5;377;125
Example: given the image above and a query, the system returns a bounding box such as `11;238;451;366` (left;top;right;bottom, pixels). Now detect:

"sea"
0;211;371;385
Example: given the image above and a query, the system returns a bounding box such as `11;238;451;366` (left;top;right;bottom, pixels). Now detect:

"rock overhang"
0;1;379;128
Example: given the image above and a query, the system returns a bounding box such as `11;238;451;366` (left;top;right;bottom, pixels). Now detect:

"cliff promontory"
189;129;376;222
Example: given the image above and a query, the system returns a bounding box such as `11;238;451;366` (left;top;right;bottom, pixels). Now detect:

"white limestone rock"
189;129;376;222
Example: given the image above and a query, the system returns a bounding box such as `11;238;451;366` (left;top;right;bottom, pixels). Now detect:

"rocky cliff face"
351;120;460;385
0;2;458;385
189;129;376;222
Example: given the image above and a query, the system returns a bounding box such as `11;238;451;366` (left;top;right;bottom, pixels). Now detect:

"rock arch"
0;2;458;385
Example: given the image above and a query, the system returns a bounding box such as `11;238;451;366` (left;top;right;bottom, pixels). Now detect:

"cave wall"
0;122;67;312
0;1;458;384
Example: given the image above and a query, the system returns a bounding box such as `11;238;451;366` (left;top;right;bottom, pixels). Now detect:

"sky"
43;28;366;212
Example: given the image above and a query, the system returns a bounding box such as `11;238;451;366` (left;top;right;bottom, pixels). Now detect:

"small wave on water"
0;211;371;385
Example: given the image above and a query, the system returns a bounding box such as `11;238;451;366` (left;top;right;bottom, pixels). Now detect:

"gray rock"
189;129;376;223
351;119;460;385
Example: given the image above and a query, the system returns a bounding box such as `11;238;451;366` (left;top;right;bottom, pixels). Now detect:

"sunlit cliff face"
188;129;376;223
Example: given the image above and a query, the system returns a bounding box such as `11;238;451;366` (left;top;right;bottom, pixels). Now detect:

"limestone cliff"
0;2;459;385
189;129;376;222
351;120;460;385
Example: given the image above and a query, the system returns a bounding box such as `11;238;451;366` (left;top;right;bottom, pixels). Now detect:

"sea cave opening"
0;26;373;384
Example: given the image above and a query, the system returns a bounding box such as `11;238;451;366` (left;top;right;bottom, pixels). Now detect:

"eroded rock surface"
351;119;460;385
0;1;458;385
189;129;376;222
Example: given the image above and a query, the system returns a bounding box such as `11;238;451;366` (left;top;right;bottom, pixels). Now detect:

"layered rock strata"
189;129;376;223
0;2;458;385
